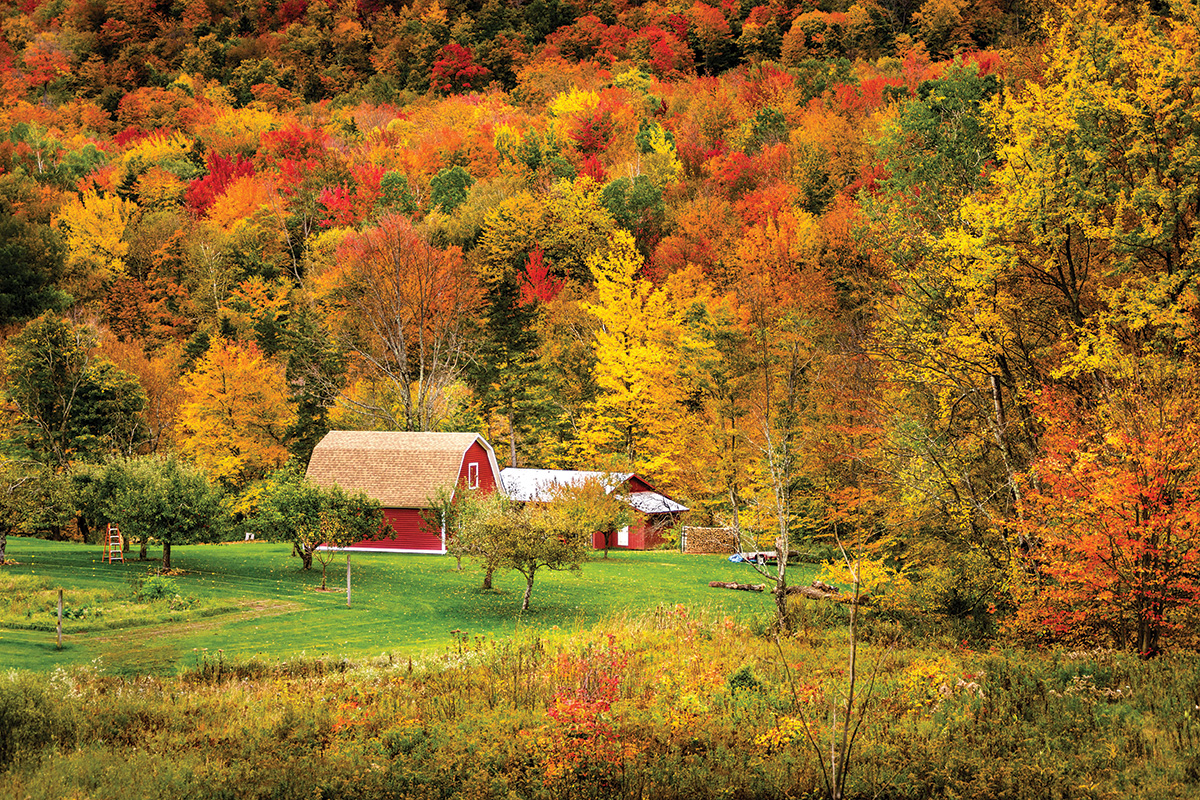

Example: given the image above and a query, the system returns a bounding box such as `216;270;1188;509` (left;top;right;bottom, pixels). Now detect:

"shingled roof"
306;431;497;508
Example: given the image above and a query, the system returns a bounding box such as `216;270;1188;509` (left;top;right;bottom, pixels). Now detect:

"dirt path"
52;600;311;673
80;600;306;646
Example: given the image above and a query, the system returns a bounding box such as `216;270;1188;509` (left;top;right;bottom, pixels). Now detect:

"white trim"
338;546;448;554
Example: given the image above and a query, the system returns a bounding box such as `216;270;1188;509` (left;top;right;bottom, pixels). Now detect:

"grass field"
0;536;820;674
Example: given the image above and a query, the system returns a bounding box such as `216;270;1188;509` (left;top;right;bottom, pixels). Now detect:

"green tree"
0;179;68;325
600;175;666;259
282;308;346;464
248;464;383;578
2;313;148;467
445;486;510;590
429;165;474;213
92;455;228;569
465;263;554;467
454;482;606;610
0;458;75;562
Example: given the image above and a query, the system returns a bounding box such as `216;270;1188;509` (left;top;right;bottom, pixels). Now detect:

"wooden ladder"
105;523;124;564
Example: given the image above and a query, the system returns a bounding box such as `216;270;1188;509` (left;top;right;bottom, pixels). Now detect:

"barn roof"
500;468;688;514
307;431;499;508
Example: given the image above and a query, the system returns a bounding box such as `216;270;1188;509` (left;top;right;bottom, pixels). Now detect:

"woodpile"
682;526;739;554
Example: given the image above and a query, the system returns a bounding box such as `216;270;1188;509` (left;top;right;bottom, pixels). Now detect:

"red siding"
345;439;500;552
348;508;444;552
626;475;655;493
592;517;673;551
456;441;499;494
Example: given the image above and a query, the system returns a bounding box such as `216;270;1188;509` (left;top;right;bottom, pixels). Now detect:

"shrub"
0;672;78;770
133;574;180;602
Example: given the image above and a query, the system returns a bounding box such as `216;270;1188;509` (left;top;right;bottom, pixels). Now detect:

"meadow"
0;536;806;674
4;538;1200;799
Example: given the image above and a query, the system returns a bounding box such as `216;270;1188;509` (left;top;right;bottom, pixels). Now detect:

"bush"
0;672;78;770
133;574;179;602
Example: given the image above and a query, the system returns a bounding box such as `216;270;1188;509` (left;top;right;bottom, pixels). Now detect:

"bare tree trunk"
482;566;494;590
162;541;172;570
508;405;517;468
521;569;536;610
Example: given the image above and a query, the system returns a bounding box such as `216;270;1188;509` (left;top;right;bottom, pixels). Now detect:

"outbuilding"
500;468;688;551
306;430;502;553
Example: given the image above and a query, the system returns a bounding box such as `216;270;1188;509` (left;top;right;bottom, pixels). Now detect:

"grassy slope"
0;537;819;674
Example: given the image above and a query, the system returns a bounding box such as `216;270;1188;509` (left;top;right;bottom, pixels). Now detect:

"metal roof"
627;491;689;514
500;468;687;514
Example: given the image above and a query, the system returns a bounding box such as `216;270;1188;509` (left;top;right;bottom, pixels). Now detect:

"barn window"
468;462;479;489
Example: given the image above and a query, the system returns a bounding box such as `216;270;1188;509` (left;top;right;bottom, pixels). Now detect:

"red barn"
306;431;501;553
500;468;688;551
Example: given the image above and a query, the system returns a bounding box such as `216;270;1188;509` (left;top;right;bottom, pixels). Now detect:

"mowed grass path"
1;537;817;674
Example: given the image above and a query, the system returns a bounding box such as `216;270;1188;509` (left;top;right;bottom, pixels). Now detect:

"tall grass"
2;606;1198;799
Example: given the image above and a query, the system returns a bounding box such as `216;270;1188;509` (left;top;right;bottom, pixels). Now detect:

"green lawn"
0;537;820;674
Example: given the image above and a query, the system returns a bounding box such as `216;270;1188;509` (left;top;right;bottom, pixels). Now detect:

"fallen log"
785;581;873;605
788;585;841;601
708;581;765;592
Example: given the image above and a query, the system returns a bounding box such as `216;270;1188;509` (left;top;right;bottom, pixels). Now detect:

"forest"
1;0;1199;655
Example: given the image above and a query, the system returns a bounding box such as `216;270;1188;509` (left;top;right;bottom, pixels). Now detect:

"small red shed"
306;431;501;553
500;468;688;551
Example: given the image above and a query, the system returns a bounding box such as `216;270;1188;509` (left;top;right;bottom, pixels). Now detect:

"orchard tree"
454;484;603;610
91;455;228;569
557;475;637;559
448;487;514;591
513;482;608;609
248;465;383;579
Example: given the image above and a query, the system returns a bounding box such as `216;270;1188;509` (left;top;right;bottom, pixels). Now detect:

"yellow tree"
867;0;1200;625
577;231;684;479
54;189;136;303
728;209;844;628
921;0;1200;518
178;338;296;490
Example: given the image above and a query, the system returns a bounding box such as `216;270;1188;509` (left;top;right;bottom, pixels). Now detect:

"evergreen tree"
466;269;553;467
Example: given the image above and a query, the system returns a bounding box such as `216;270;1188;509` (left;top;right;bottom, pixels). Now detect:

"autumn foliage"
2;0;1200;654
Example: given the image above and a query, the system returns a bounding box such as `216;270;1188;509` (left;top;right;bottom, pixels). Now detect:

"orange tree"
1011;353;1200;654
315;213;480;432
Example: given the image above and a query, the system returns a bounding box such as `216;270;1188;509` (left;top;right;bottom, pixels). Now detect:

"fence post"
346;553;351;608
57;588;63;649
